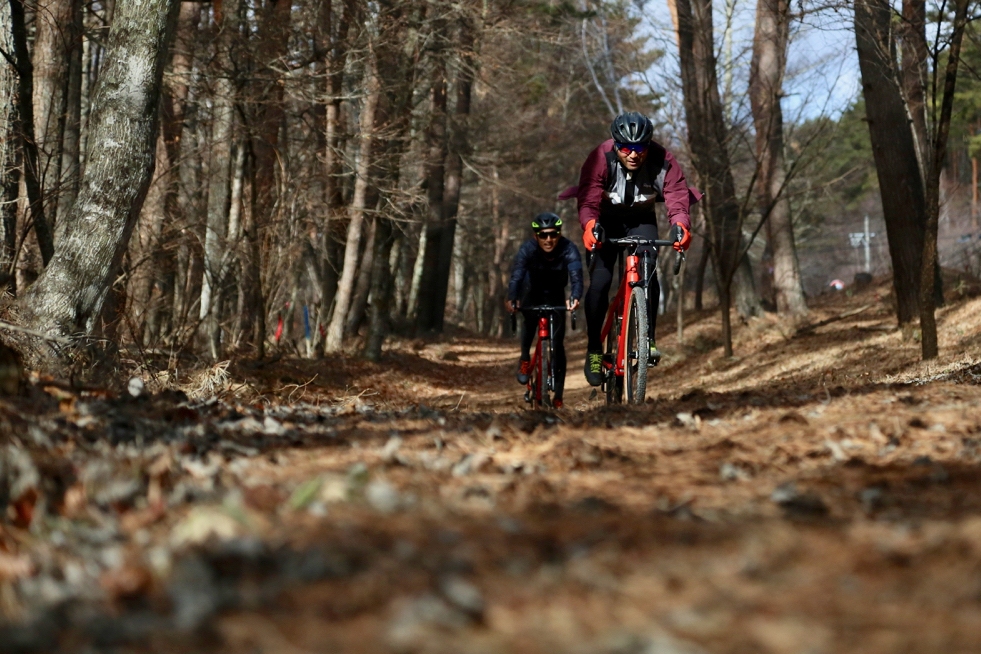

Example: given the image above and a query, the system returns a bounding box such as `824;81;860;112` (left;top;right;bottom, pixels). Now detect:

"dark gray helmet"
531;212;563;231
610;112;654;144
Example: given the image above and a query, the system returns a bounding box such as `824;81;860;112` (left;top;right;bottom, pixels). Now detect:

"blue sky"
636;3;861;125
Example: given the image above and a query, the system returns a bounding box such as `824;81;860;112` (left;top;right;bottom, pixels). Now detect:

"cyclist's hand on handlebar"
567;298;580;311
583;219;601;251
670;223;691;252
505;299;519;314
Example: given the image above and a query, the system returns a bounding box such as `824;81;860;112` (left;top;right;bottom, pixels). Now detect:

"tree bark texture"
672;0;743;356
139;1;200;345
15;0;180;368
414;47;449;334
748;0;806;319
199;0;239;359
9;0;54;264
32;0;74;229
325;43;379;353
854;0;926;327
0;0;18;285
54;0;83;240
918;0;970;359
241;0;291;353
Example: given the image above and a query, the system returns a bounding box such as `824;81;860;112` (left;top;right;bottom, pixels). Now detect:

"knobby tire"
542;335;552;409
624;286;649;405
605;314;623;404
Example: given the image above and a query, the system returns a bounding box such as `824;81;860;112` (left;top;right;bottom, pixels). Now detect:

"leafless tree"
13;0;179;370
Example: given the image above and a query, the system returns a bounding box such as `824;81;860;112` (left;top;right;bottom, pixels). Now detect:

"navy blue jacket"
507;237;583;303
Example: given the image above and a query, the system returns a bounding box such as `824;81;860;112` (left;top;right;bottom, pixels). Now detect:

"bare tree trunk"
8;0;54;264
364;217;395;362
855;0;926;328
407;226;426;321
733;250;761;318
14;0;180;370
428;17;474;333
344;214;377;336
199;0;239;359
0;0;19;287
672;0;743;356
918;0;970;359
749;0;806;319
900;0;929;175
451;223;467;324
325;45;379;352
414;52;448;334
485;167;509;336
242;0;291;355
141;1;199;344
318;0;354;352
32;0;74;230
54;0;83;239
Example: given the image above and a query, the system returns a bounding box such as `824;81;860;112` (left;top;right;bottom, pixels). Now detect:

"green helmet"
531;212;562;232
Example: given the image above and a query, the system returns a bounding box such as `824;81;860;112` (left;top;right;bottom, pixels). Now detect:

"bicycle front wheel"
542;336;553;408
531;340;544;410
623;286;649;405
605;314;623;405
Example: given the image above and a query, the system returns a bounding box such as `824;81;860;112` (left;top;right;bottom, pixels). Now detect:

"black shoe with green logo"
649;343;661;366
584;350;604;386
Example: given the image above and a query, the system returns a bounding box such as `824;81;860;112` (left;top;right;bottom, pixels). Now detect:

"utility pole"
849;216;876;274
864;215;871;273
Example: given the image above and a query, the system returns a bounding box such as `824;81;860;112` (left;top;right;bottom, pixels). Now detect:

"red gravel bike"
595;235;683;405
511;305;575;410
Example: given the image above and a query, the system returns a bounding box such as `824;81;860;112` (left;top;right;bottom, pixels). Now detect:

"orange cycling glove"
582;219;601;251
670;223;691;252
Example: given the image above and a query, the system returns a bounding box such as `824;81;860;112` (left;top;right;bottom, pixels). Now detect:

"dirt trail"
5;279;981;653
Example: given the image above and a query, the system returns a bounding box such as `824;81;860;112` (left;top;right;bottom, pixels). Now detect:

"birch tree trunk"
14;0;180;370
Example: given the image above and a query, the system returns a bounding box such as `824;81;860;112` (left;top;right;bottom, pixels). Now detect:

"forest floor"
4;275;981;653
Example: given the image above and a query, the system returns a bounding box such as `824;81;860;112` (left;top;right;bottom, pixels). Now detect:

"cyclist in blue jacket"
505;212;583;409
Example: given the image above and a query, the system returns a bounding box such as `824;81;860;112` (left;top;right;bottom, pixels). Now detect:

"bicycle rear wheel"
623;286;649;405
605;314;623;404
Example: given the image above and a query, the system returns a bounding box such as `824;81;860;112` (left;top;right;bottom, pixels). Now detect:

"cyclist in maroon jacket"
573;112;697;387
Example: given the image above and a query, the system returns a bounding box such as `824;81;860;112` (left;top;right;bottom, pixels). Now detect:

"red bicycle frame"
526;314;550;405
511;305;574;409
600;251;642;380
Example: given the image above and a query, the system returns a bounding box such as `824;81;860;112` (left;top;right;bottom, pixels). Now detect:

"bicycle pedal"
524;390;531;403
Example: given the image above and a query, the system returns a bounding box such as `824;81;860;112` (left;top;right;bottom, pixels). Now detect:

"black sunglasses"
536;231;560;240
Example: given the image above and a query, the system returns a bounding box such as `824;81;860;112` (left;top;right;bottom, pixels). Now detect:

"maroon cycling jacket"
563;139;701;232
